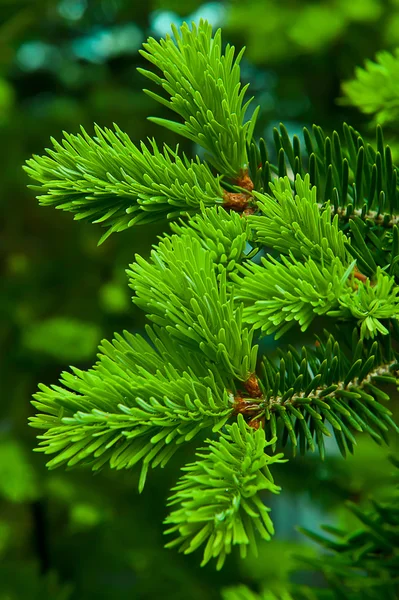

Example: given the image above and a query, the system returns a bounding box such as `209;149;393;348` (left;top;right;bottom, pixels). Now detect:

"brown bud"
248;416;265;430
242;207;256;216
223;191;250;211
353;266;368;283
236;170;254;192
244;374;262;398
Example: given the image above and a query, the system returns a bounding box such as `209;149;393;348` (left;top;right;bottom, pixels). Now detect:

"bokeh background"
1;1;399;598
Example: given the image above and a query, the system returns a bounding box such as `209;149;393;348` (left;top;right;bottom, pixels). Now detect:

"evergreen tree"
25;20;399;597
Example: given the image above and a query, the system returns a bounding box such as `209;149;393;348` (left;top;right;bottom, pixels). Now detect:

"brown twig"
353;266;368;284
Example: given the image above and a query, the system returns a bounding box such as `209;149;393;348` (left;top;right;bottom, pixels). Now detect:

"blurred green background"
1;1;399;598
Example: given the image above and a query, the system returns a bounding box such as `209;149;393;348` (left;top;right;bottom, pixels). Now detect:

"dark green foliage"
298;456;399;599
258;332;399;458
248;123;399;224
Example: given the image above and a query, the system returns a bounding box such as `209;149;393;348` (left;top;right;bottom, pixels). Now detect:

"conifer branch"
139;20;259;178
30;327;234;491
249;174;349;263
344;217;399;281
299;456;399;599
341;49;399;126
243;334;399;459
128;233;258;380
24;19;399;575
248;123;399;227
328;205;399;227
235;252;355;337
236;175;399;339
170;205;250;272
164;415;284;570
24;125;224;243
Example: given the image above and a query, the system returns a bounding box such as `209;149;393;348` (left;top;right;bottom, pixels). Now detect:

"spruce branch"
170;205;250;272
236;175;399;339
235;332;399;459
164;414;284;570
128;233;258;380
248;123;399;226
139;20;259;178
24;124;224;243
249;174;348;264
341;49;399;126
299;456;399;599
30;327;233;491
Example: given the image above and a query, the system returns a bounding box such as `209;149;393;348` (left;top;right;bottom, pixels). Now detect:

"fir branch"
128;233;258;380
249;174;348;264
164;414;284;570
341;49;399;126
299;456;399;599
24;124;224;243
24;19;399;576
331;267;399;338
30;327;233;491
344;219;399;280
248;123;399;225
328;205;399;228
245;333;399;458
247;175;399;338
170;205;250;272
139;20;259;178
234;252;355;338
